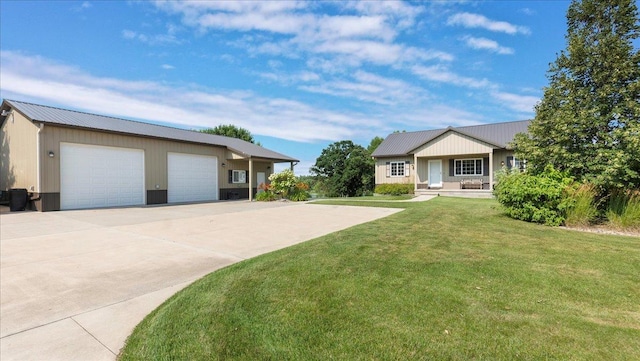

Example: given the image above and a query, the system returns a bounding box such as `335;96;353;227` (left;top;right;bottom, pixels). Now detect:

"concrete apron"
0;201;401;361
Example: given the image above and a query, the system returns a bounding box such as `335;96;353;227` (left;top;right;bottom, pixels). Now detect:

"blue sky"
1;0;575;174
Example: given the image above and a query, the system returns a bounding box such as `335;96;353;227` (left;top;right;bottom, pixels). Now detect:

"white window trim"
232;169;247;184
454;158;483;176
390;161;405;177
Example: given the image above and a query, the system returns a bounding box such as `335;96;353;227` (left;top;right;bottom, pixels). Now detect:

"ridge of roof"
2;99;298;162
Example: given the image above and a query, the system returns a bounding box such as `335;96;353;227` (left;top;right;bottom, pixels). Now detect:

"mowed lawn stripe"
119;197;640;361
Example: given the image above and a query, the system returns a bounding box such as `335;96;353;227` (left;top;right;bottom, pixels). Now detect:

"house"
0;99;298;211
371;120;530;197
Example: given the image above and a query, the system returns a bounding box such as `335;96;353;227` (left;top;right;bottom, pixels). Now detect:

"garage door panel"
61;143;145;210
168;153;218;203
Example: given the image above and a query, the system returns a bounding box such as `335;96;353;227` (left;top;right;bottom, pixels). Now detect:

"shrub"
269;169;298;198
564;183;599;227
288;182;310;202
493;165;573;226
256;190;276;201
374;184;414;196
607;190;640;230
256;183;276;202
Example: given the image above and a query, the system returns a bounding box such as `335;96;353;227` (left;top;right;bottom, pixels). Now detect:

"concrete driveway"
0;201;400;361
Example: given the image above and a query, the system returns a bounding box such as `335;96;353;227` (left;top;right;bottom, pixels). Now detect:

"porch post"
290;161;294;171
414;154;418;192
489;150;494;191
249;158;253;202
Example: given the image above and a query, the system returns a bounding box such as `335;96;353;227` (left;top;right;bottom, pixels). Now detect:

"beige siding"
39;126;228;193
220;159;273;189
414;132;493;157
416;151;515;190
374;157;414;185
1;111;39;191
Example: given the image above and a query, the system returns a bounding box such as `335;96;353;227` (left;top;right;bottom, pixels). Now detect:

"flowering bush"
268;169;297;197
260;170;310;202
256;183;276;201
289;182;310;201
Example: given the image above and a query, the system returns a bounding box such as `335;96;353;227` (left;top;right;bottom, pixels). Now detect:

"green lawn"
119;197;640;361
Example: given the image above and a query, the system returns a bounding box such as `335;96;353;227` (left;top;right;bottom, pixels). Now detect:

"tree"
200;124;256;144
310;140;375;197
367;136;385;154
514;0;640;191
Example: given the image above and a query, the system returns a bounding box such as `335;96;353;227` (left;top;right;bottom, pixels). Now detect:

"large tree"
514;0;640;190
311;140;374;197
200;124;256;144
367;136;385;154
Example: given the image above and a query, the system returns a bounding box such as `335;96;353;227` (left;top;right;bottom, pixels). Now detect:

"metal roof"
372;120;531;157
2;99;298;162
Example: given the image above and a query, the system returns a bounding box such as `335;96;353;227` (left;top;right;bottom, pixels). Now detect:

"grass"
564;183;599;227
119;197;640;361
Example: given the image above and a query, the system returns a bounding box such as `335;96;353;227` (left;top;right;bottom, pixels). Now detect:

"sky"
1;0;576;174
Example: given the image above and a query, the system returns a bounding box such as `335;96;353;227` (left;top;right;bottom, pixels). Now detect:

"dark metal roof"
2;99;298;162
372;120;530;157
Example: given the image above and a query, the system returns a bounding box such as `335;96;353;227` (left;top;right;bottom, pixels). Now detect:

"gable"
413;131;495;157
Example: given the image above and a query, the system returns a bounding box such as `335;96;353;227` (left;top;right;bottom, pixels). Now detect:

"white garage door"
60;143;145;210
167;152;218;203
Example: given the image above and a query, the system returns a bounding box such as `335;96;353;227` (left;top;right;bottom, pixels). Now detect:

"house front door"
257;172;266;193
428;160;442;188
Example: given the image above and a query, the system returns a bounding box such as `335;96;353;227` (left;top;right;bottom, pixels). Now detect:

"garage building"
0;99;298;211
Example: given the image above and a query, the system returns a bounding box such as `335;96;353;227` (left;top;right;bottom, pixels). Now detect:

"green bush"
564;183;599;227
607;190;640;230
256;190;276;202
269;169;297;198
493;165;573;226
374;184;414;196
288;182;310;202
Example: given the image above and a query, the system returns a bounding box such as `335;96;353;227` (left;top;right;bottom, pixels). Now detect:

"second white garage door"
167;153;218;203
60;143;145;210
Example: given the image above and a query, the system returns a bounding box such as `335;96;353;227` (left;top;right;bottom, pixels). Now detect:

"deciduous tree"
200;124;257;144
311;140;374;197
514;0;640;191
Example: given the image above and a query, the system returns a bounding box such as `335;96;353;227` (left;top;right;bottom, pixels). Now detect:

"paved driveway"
0;201;400;361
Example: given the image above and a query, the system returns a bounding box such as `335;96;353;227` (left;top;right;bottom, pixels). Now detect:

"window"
232;170;247;183
507;156;526;172
390;161;405;177
454;159;483;176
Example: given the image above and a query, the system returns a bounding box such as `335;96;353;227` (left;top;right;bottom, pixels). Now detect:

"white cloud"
299;70;426;106
152;1;450;69
161;64;175;70
411;65;493;89
462;36;514;55
447;12;530;35
0;51;376;143
491;91;539;113
121;29;181;45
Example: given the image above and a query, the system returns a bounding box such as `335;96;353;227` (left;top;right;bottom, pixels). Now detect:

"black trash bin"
9;188;28;211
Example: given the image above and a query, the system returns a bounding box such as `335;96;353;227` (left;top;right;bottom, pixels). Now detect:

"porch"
415;188;494;199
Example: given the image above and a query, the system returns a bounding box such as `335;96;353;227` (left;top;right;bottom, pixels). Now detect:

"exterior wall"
35;125;237;209
219;159;273;200
417;150;516;190
374;156;414;185
414;132;494;157
1;111;39;193
40;126;229;194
